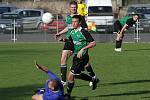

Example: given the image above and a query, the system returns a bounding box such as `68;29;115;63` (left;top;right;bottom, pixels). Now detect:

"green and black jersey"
114;16;137;32
66;14;87;38
119;16;132;26
66;15;73;38
68;27;94;55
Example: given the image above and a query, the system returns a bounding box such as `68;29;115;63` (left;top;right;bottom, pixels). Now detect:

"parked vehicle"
0;8;45;33
0;3;17;18
126;4;150;19
39;14;66;33
126;4;150;33
85;0;114;33
12;8;44;30
0;3;18;33
0;13;23;34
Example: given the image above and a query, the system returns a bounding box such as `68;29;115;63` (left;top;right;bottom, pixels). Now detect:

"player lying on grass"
114;14;139;52
32;61;64;100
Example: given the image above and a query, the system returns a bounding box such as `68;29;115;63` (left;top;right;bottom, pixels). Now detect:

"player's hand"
55;33;61;39
34;60;42;69
77;48;84;58
57;36;64;42
34;60;49;73
117;32;123;40
57;37;68;42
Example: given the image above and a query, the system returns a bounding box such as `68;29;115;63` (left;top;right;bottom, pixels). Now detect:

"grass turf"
0;43;150;100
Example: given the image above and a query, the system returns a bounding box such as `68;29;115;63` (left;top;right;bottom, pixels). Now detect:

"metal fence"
0;16;150;43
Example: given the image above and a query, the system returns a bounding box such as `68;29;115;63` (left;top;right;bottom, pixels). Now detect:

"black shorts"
114;20;122;32
70;54;89;75
63;41;74;51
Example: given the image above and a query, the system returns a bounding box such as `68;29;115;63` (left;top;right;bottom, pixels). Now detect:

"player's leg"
85;63;95;78
75;73;99;90
85;63;99;86
114;20;123;52
73;55;99;90
60;41;73;85
64;71;74;98
60;50;70;85
32;94;43;100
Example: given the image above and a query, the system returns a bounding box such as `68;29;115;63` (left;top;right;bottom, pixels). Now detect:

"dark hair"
133;14;139;16
69;1;78;7
72;14;82;22
51;80;59;91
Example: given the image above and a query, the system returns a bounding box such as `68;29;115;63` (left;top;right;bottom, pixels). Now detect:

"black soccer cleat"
64;93;71;99
92;78;99;90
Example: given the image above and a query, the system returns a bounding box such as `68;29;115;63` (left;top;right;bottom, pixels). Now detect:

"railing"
0;14;150;43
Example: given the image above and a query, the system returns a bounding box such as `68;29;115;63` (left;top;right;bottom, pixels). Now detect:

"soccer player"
114;14;139;52
55;1;96;86
32;61;64;100
63;15;99;98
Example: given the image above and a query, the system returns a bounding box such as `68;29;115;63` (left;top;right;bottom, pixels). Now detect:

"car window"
137;7;150;14
53;14;63;19
127;6;150;14
19;10;41;18
0;7;10;14
127;7;136;13
88;6;113;16
19;11;28;17
29;11;41;17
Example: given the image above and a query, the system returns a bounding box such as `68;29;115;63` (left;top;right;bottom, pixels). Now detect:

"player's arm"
58;30;73;42
81;29;96;48
77;41;96;58
55;26;68;37
119;24;128;35
77;30;96;58
34;61;58;80
83;41;96;49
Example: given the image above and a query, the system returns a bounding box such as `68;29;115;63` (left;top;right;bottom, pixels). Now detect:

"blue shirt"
43;70;64;100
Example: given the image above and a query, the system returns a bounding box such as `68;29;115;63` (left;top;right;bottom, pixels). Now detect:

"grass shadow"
141;96;150;98
0;84;43;100
100;90;150;97
73;90;150;99
124;48;150;51
102;79;150;86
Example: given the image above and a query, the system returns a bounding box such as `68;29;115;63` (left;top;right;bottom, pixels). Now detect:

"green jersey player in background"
114;14;139;52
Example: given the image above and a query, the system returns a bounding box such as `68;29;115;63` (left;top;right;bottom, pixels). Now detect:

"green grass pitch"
0;43;150;100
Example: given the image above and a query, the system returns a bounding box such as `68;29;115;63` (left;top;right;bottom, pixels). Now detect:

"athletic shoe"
89;81;93;87
61;81;67;86
89;76;96;86
92;78;99;90
114;48;122;52
35;88;45;94
64;93;71;99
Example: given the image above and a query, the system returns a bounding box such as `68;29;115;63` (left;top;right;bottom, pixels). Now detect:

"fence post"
56;14;58;34
135;20;140;43
12;18;17;43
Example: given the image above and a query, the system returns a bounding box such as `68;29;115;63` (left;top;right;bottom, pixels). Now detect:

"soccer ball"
42;12;53;24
